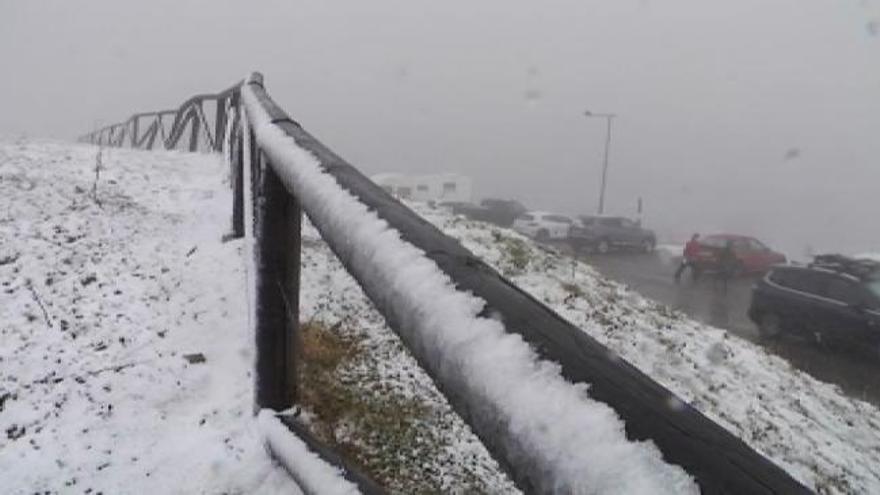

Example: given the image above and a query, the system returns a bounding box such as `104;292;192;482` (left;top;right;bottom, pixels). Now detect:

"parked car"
692;234;786;275
436;200;483;217
478;198;527;227
437;198;528;228
512;211;576;241
748;255;880;356
575;215;656;254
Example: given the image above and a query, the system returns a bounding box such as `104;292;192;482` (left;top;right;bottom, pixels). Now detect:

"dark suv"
748;255;880;356
573;216;656;254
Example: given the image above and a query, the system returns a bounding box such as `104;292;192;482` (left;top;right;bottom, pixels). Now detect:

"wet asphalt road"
581;251;880;407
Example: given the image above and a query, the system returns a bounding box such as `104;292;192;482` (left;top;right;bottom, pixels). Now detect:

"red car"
691;234;787;275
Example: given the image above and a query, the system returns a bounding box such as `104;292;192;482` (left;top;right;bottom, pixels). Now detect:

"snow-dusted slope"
412;202;880;494
0;140;300;493
296;197;880;494
4;138;877;494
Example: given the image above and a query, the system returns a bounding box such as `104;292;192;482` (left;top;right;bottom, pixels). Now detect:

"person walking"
714;240;737;293
674;234;701;283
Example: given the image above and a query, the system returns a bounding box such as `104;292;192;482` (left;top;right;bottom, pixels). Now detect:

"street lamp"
584;110;616;215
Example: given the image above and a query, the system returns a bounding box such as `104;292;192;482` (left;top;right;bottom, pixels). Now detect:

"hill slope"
0;140;300;493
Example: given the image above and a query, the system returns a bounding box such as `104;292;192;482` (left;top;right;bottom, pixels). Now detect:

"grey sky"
2;0;878;255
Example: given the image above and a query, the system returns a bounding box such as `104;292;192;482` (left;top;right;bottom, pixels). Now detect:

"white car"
512;211;575;241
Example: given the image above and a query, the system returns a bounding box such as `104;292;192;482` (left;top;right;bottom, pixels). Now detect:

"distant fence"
81;73;812;494
79;88;238;152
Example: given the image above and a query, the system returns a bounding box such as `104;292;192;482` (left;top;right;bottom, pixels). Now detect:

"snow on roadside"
0;140;299;494
856;253;880;262
412;203;880;494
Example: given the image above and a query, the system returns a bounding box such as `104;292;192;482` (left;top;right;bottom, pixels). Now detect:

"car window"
768;269;788;286
823;278;861;305
620;218;635;228
519;214;534;221
864;279;880;309
778;269;828;295
701;236;727;248
544;215;572;224
748;239;767;251
580;217;596;226
600;218;621;227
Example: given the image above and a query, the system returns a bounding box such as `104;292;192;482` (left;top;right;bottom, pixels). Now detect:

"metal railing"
82;73;812;494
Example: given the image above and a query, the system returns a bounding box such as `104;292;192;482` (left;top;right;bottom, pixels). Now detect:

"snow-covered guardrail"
82;72;812;494
235;73;810;494
258;410;385;495
79;87;239;152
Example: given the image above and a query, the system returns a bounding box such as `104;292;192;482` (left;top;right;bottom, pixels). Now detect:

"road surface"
582;250;880;407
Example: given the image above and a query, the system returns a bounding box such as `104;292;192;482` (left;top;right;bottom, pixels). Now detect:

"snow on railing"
80;72;812;494
258;410;383;495
78;87;240;152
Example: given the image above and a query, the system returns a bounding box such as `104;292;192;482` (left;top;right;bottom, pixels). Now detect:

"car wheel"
641;239;655;253
536;229;550;242
597;239;610;254
758;312;783;339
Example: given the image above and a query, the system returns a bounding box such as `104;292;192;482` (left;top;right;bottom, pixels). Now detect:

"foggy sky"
2;0;878;257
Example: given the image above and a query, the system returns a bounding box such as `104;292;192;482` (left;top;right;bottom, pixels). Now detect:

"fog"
2;0;878;257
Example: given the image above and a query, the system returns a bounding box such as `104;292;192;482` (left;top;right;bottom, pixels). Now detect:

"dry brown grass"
296;320;445;492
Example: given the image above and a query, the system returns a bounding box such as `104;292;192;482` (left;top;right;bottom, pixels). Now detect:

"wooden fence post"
253;152;301;411
131;117;140;148
230;106;245;239
214;99;228;153
189;106;201;152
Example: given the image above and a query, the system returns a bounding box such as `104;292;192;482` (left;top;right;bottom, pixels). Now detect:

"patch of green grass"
297;320;495;493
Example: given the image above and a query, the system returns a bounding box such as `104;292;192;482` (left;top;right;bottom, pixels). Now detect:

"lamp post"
584;111;615;215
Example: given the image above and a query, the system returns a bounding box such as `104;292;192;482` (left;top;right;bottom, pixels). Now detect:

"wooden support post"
117;124;126;147
253;152;301;411
214;99;228;153
230;115;245;239
189;106;201;152
248;127;261;225
131;117;140;148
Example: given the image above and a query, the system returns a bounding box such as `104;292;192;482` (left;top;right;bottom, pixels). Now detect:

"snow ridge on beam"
241;71;812;494
242;77;699;495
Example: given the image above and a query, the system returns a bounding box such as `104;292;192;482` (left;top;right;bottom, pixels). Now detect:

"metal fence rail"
83;73;812;494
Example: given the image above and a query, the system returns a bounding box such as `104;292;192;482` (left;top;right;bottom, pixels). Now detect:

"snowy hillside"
413;203;880;494
0;140;301;493
3;138;879;494
296;196;880;494
291;195;880;493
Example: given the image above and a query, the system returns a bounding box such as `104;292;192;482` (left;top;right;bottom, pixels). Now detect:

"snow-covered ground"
298;197;880;493
4;138;880;494
413;203;880;494
0;140;302;493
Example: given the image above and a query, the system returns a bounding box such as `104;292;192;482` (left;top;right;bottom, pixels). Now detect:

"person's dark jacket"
717;244;738;276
